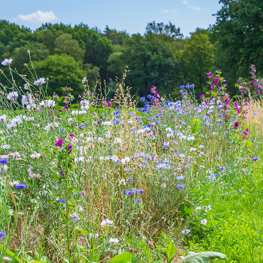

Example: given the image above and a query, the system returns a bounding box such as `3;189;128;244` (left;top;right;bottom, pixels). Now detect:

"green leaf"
0;245;21;262
180;251;226;263
166;241;176;263
109;252;133;263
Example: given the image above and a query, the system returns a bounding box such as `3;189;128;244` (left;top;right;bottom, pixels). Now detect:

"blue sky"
1;0;222;37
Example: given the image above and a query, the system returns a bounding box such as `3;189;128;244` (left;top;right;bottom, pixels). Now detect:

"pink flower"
211;85;215;89
243;132;248;136
107;101;111;108
242;115;247;120
207;72;213;78
55;138;63;147
200;94;205;98
225;97;230;104
215;77;220;85
150;88;155;93
244;101;249;106
237;109;242;114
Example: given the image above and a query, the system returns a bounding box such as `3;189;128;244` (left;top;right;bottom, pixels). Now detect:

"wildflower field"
0;58;263;263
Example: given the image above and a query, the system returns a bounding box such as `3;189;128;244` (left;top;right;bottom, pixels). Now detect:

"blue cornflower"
141;97;145;101
127;177;132;183
124;167;131;172
0;159;8;164
190;84;195;88
16;184;26;189
219;166;225;170
137;232;141;236
137;108;142;111
0;232;6;238
135;200;140;205
185;85;190;89
165;101;171;104
176;184;184;190
156;164;166;169
151;97;156;100
218;114;223;117
57;198;66;203
147;95;151;99
59;128;66;134
252;158;259;161
180;85;184;89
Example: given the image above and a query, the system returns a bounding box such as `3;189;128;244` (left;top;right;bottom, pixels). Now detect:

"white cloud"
182;0;189;4
161;9;178;13
17;10;57;23
188;5;201;10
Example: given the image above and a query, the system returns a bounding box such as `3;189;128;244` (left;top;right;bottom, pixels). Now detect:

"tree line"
0;0;262;101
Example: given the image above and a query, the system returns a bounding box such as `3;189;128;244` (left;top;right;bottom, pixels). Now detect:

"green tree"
211;0;263;94
123;33;180;96
54;33;85;62
177;30;215;95
33;54;86;97
84;63;100;88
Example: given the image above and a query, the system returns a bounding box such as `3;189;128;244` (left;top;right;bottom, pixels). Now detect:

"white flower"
111;155;119;162
201;219;207;226
101;219;113;226
187;135;195;141
21;94;33;105
39;100;55;107
88;233;99;239
109;238;119;244
9;180;20;187
9;152;20;158
3;257;12;262
24;83;30;90
80;100;89;110
7;91;18;100
114;138;122;144
0;114;7;122
34;78;46;86
29;173;41;179
1;144;10;149
75;157;84;162
30;153;42;159
190;148;196;152
44;124;53;132
196;207;202;210
1;58;12;66
121;156;130;164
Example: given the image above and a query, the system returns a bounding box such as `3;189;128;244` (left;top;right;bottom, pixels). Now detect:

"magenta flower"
207;72;213;78
242;115;247;120
55;138;63;147
244;101;249;106
107;101;111;108
200;94;205;98
215;77;220;85
234;122;239;128
211;85;215;89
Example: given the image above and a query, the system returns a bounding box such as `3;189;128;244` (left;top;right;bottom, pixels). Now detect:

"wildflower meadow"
0;57;263;262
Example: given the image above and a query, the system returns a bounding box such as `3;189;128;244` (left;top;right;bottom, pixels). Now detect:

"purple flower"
0;232;6;238
60;170;65;175
16;184;26;189
176;184;184;190
0;159;8;164
234;122;239;128
55;138;63;147
135;199;140;204
67;145;72;151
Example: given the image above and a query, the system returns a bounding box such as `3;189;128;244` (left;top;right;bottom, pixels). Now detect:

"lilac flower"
55;138;63;147
182;229;191;235
16;184;26;189
176;175;184;180
0;232;6;238
59;128;66;134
